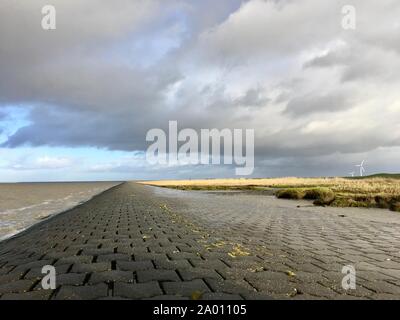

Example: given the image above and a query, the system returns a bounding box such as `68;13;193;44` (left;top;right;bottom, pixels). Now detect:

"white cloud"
35;156;73;169
6;156;74;170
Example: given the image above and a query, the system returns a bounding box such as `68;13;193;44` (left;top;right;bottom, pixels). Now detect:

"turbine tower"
355;160;365;177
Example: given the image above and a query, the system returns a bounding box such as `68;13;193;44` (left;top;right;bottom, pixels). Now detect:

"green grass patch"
275;187;335;205
275;188;306;200
275;187;400;212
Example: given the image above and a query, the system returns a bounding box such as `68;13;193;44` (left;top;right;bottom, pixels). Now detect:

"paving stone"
0;280;35;294
370;293;400;300
0;271;25;283
72;262;111;273
332;284;375;298
204;278;255;295
146;295;190;300
162;279;211;297
361;280;400;294
240;292;274;300
56;255;93;265
0;267;14;276
357;270;397;282
0;289;53;300
178;268;223;281
89;270;134;284
96;253;131;262
134;253;168;261
114;281;162;299
56;273;86;286
246;278;298;296
81;248;114;256
245;270;289;283
115;246;135;254
216;267;251;280
137;269;180;283
24;264;71;280
381;269;400;280
154;259;191;270
55;284;108;300
202;292;243;300
1;182;400;300
295;282;339;298
13;260;54;272
117;261;154;272
189;259;227;269
169;252;201;260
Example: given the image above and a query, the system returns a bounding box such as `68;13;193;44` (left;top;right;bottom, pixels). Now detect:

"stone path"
0;182;399;300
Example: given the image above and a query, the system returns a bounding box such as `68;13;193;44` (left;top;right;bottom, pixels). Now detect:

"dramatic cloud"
1;0;400;178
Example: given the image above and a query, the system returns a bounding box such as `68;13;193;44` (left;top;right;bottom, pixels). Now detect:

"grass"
276;187;335;205
139;175;400;212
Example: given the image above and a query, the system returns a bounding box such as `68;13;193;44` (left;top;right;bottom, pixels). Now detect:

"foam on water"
0;182;120;241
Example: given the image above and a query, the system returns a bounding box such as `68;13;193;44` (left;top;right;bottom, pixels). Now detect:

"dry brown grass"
140;177;400;194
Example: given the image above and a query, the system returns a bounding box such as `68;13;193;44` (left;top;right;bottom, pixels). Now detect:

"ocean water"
0;182;121;241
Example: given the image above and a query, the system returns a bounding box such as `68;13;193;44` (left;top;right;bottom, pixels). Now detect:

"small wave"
0;227;27;242
0;183;120;241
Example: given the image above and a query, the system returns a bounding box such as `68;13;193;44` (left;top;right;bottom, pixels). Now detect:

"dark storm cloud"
0;0;246;150
1;0;400;177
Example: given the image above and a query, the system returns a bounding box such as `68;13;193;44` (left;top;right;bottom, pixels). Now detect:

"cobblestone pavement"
0;182;400;300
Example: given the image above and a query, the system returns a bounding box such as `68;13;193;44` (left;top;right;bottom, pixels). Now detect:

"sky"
1;0;400;182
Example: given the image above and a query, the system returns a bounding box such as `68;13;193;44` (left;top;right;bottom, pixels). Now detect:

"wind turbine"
349;171;355;177
355;160;365;177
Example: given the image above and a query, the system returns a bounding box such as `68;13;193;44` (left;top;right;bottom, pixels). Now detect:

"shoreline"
0;182;125;244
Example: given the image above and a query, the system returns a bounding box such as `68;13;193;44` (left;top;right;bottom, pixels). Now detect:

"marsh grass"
140;176;400;212
276;187;335;205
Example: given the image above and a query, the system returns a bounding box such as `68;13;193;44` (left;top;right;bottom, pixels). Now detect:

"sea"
0;181;121;241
